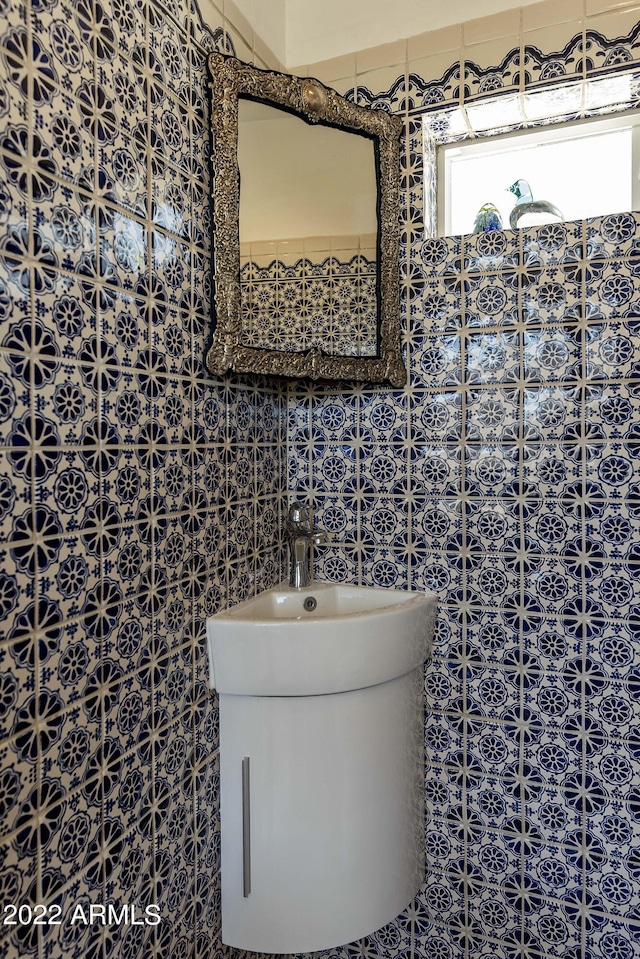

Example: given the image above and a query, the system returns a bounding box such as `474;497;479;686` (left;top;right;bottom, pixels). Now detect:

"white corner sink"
207;581;437;696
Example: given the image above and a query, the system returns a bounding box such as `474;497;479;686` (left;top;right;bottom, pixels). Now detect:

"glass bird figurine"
508;179;563;229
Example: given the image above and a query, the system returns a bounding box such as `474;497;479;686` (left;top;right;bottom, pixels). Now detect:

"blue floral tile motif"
523;265;581;323
586;210;640;258
465;273;518;328
586;23;640;75
466;445;520;498
407;64;463;113
584;261;640;318
467;557;519;609
523;220;582;266
463;47;522;99
356;75;407;115
313;545;357;585
417;278;463;336
360;394;406;443
585;319;640;380
361;550;408;589
412;335;463;387
241;250;377;356
523;384;581;442
418;235;461;274
413;499;462;551
411;390;463;443
585;444;639;501
520;443;581;501
523;326;582;382
467;387;520;442
466;331;520;384
524;33;584;86
585;382;640;441
464;228;519;274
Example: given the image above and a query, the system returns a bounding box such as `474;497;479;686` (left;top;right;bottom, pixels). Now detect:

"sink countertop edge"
208;591;437;697
211;582;438;624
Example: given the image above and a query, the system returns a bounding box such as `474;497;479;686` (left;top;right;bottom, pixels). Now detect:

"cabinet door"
219;670;424;953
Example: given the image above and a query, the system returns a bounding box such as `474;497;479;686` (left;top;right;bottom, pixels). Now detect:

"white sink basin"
207;581;437;696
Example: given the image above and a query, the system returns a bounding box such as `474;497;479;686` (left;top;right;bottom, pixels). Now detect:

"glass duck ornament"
508;179;563;229
472;202;503;233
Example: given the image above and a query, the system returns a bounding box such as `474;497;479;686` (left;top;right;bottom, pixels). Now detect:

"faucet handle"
310;530;329;547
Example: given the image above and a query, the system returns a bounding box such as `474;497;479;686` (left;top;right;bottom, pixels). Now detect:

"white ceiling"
233;0;543;68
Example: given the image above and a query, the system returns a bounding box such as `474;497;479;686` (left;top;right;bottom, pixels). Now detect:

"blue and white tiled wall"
292;212;640;959
0;0;286;956
289;12;640;959
3;0;640;955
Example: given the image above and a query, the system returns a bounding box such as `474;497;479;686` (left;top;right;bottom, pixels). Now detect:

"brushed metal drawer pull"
242;757;251;897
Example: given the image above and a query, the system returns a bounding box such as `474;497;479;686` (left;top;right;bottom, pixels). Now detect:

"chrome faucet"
285;501;329;588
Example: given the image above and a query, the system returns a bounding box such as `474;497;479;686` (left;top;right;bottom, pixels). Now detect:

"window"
421;69;640;239
438;112;639;238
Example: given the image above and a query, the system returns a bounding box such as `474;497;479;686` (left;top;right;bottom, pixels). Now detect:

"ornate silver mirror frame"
205;53;406;387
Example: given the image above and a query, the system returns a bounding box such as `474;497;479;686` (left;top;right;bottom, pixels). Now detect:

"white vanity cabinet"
208;582;437;954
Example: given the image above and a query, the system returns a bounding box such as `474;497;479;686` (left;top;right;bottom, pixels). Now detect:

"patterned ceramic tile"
465;444;520;498
523;32;584;87
523;324;583;382
520;444;582;503
463;44;521;100
466;386;520;442
411;390;464;443
465;272;519;328
408;64;463;113
585;318;640;380
417;235;462;275
413;498;463;550
586;210;640;259
240;250;378;356
584;261;640;319
585;443;638;500
523;219;583;266
411;553;464;603
463;228;519;274
526;901;582;955
417;278;463;335
465;330;520;384
412;335;463;387
361;549;408;589
523;265;582;324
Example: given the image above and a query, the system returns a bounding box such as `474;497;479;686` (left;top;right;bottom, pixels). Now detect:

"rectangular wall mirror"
206;53;406;387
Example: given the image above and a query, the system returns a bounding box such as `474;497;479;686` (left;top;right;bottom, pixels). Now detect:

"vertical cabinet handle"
242;757;251;897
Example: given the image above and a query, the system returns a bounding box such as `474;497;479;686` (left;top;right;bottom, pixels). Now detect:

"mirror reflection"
205;52;405;386
238;99;379;357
